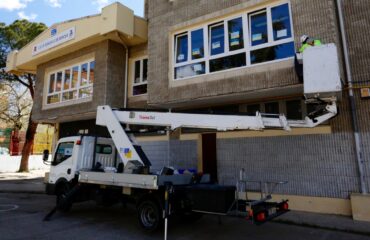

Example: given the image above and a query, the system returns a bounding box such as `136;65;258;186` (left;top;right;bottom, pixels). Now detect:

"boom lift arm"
96;101;337;167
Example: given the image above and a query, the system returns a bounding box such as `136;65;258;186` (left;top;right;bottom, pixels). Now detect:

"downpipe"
117;33;129;108
336;0;368;194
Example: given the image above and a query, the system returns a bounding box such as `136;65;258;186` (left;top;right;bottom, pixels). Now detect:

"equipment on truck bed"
44;44;342;236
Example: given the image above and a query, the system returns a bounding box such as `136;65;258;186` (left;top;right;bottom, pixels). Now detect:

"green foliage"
0;20;47;68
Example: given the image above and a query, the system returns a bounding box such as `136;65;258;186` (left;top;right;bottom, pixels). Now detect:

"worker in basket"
299;35;322;53
295;35;323;82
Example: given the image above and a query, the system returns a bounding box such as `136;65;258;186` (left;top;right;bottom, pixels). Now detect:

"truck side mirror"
43;149;49;161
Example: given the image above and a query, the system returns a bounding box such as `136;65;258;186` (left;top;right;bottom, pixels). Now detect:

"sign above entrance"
32;27;75;56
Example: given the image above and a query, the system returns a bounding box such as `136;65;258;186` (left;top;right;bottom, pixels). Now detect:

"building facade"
6;0;370;220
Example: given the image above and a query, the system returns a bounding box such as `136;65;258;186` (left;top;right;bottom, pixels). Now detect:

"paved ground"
0;170;46;193
0;192;370;240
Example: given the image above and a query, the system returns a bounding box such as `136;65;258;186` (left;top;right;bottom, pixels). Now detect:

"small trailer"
43;44;342;233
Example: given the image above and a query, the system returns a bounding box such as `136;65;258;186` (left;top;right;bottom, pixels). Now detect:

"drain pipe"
117;33;129;108
336;0;367;194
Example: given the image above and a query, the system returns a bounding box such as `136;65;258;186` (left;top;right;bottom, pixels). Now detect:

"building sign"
32;27;75;56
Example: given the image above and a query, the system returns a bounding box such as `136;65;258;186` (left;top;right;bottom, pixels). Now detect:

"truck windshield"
53;142;74;166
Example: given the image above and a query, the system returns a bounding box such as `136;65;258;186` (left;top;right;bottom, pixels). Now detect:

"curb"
273;218;370;237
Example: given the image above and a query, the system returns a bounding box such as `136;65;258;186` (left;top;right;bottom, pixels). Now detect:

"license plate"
268;208;277;216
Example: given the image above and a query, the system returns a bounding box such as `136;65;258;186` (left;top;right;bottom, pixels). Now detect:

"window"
132;58;148;96
247;104;261;115
175;33;188;63
210;53;246;73
286;100;302;120
46;59;95;105
228;17;244;51
172;2;294;80
250;42;295;64
265;102;280;115
53;142;74;166
210;23;225;56
245;98;307;120
272;4;292;41
250;11;268;46
96;144;113;154
191;29;204;60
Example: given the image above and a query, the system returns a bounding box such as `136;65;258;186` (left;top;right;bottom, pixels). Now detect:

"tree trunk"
19;115;38;172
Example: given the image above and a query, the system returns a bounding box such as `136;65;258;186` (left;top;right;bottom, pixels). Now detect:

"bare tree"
0;81;32;131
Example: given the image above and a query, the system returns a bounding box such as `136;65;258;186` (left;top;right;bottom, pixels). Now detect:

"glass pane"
210;53;246;73
55;71;62;92
80;63;88;86
250;42;295;64
62;91;77;101
64;69;71;90
247;104;261;115
89;61;95;84
210;23;225;55
228;17;244;51
143;59;148;82
71;66;79;88
134;60;141;84
96;144;112;154
272;4;292;41
54;142;74;165
286;100;302;120
175;62;206;79
250;11;268;46
175;34;188;63
191;29;204;60
47;94;60;104
133;84;147;96
48;74;55;93
265;102;279;117
79;87;93;98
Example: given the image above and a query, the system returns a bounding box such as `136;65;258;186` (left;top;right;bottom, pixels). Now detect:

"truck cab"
46;136;117;196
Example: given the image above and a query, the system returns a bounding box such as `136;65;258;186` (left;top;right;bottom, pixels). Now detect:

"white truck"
43;44;342;231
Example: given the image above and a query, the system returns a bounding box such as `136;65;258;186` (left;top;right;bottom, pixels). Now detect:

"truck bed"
78;171;194;190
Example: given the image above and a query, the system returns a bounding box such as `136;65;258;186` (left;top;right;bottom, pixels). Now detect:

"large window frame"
132;56;148;96
46;58;95;106
172;1;294;81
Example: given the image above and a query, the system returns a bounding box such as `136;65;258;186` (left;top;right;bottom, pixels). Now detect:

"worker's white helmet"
300;35;309;44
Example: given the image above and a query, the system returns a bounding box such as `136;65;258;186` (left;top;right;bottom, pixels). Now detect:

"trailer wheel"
56;183;72;212
137;200;162;231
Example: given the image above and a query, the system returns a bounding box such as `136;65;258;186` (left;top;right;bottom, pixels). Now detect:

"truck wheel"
137;200;162;231
56;183;72;212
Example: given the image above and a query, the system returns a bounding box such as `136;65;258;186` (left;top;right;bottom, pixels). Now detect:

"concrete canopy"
6;2;147;75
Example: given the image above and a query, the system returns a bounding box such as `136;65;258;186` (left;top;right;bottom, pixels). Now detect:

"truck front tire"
56;182;72;212
137;200;162;231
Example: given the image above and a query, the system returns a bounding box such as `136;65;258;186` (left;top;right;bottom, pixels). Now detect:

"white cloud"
45;0;62;8
0;0;33;11
18;11;38;21
93;0;111;11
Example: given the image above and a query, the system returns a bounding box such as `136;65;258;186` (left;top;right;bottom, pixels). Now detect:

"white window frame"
46;58;95;105
171;1;294;81
132;57;148;97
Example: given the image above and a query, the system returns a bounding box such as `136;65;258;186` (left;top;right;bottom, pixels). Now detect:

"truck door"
49;141;75;184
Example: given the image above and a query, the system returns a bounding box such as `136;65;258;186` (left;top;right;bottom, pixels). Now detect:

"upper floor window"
172;2;294;80
46;59;95;105
133;57;148;96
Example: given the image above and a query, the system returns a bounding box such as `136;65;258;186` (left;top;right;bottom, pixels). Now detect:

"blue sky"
0;0;144;26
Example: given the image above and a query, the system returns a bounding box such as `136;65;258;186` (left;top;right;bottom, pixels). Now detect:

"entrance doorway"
201;133;217;182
